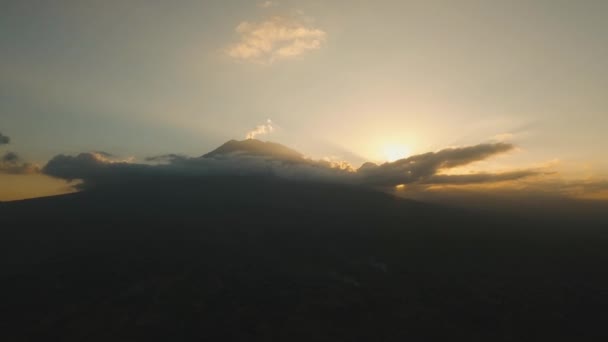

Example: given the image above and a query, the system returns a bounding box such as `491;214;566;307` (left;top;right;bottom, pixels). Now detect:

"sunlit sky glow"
383;144;410;163
1;0;607;201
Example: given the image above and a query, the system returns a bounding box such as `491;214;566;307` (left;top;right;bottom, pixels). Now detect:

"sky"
1;0;607;201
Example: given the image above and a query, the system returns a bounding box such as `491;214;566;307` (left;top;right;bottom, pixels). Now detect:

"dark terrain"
2;176;608;341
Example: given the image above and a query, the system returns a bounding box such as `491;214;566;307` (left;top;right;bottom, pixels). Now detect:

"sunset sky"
1;0;607;201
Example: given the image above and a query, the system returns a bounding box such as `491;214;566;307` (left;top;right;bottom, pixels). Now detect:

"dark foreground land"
2;176;608;341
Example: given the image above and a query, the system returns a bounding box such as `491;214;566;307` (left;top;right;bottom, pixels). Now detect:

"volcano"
2;142;608;341
202;139;304;162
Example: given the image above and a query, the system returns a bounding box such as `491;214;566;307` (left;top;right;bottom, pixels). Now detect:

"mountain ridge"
202;139;304;161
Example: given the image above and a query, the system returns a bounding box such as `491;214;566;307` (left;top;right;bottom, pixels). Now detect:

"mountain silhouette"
2;158;608;340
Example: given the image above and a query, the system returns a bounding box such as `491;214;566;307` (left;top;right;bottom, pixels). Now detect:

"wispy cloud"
246;119;274;139
492;133;514;142
258;1;278;8
425;170;542;185
357;143;517;186
225;16;326;64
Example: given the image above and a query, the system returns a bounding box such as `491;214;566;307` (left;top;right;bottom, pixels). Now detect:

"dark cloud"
43;153;151;185
43;150;351;189
41;141;537;190
425;170;542;185
357;143;514;186
0;134;40;174
145;154;187;163
0;132;10;145
0;152;39;174
2;152;19;163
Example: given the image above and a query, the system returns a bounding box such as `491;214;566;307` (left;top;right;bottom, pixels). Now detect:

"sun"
383;144;410;162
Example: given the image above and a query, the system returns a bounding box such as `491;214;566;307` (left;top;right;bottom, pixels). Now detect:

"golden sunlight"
383;144;410;162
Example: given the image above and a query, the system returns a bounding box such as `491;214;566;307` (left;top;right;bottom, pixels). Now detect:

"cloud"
319;157;356;172
145;154;187;163
357;143;515;186
2;152;19;163
41;140;542;193
0;133;40;174
246;119;274;139
512;178;608;200
42;152;141;185
0;132;10;145
424;170;542;185
258;1;277;8
226;16;326;64
92;151;115;158
43;149;350;189
0;152;39;174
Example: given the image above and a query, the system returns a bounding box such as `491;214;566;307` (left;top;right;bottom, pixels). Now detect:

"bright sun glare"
383;144;410;162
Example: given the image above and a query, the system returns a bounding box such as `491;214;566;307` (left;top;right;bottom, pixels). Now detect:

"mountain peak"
202;139;304;161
